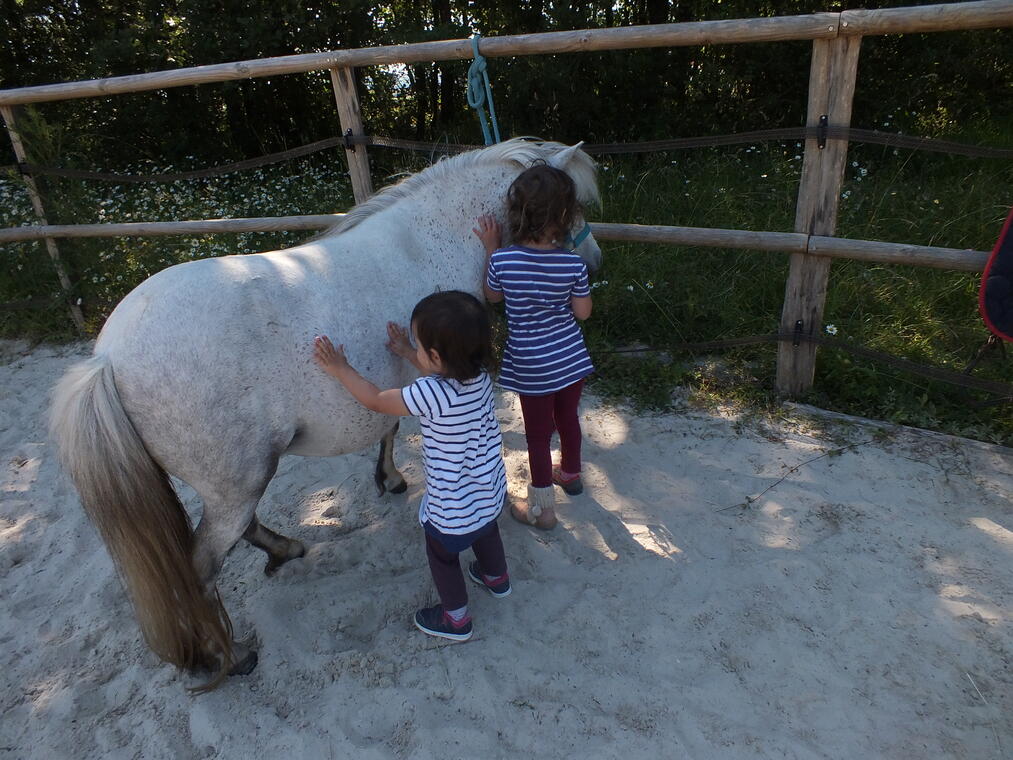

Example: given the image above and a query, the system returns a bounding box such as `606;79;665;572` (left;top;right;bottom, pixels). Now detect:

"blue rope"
467;35;501;145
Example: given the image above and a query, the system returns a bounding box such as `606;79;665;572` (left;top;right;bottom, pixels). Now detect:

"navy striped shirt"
401;372;507;534
486;246;594;395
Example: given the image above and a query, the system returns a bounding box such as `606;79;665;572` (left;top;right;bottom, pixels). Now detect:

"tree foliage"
1;0;1010;167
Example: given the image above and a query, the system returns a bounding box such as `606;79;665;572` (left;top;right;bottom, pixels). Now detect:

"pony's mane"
322;138;599;237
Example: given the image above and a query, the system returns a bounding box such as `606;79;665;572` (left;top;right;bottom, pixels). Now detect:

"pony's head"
324;138;603;272
547;141;602;272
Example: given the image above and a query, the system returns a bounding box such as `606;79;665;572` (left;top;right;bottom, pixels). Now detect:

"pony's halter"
565;222;592;250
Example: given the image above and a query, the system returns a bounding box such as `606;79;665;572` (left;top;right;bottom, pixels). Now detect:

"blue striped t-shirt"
401;372;507;534
486;246;594;395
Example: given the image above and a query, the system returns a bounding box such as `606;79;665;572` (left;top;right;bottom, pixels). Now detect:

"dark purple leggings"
425;520;508;611
518;378;585;488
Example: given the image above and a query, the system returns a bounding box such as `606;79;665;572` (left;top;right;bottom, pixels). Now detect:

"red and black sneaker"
414;605;473;642
467;561;512;598
552;466;583;495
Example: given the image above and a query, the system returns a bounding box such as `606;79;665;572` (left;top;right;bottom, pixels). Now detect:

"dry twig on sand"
716;438;876;512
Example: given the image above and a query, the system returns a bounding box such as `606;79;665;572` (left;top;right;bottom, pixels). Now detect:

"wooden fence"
2;0;1011;393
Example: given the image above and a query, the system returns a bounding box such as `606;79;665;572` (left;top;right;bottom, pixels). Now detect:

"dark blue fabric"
982;207;1013;341
423;517;497;554
486;246;594;395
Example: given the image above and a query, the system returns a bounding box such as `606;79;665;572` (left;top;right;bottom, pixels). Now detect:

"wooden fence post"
329;67;373;204
1;105;86;333
775;34;862;395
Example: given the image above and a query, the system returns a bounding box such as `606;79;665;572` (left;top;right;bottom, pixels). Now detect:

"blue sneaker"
414;605;473;642
467;561;512;598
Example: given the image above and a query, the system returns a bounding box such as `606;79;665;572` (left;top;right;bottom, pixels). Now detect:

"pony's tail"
49;355;233;691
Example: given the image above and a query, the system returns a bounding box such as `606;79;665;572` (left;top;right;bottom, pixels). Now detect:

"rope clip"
793;320;804;347
817;115;828;150
344;129;355;152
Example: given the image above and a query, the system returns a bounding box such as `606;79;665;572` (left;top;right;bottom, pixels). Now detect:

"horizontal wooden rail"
839;0;1013;34
805;235;987;271
593;222;988;271
1;1;1011;106
591;222;809;254
0;215;345;241
0;216;989;271
0;17;836;106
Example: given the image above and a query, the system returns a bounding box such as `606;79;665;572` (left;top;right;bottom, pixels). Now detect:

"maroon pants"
425;520;507;611
518;378;585;488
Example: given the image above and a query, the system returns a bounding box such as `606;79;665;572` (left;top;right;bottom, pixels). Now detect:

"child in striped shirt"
476;164;594;531
313;290;510;642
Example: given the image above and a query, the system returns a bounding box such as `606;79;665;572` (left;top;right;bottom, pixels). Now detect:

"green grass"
582;143;1013;443
0;156;355;336
2;141;1012;443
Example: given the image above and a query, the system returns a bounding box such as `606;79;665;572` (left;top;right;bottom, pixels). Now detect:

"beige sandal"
509;485;558;530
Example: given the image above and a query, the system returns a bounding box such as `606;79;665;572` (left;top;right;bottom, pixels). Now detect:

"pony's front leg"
244;516;306;576
374;421;407;496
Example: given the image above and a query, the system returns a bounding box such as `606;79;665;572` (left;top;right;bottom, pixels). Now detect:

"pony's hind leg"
244;517;306;576
192;493;267;677
374;421;407;496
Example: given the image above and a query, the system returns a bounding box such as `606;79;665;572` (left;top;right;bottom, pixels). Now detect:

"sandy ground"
1;340;1011;759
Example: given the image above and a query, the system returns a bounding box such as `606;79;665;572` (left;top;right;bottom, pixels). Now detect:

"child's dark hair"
411;290;494;382
506;164;580;246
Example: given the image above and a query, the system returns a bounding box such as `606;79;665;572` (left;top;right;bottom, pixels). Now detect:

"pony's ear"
547;142;585;170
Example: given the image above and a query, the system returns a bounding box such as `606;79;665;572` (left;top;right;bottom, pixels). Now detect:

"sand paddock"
1;341;1010;759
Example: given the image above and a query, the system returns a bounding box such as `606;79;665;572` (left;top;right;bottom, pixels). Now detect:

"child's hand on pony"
313;335;350;378
473;214;502;256
386;322;414;360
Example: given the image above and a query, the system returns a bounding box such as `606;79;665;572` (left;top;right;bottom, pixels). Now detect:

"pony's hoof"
229;649;258;676
264;540;306;576
375;475;408;496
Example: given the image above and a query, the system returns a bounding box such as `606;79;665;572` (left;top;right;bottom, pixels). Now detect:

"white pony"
49;138;601;689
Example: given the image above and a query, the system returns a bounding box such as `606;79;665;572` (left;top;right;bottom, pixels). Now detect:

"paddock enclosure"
2;4;1013;757
2;0;1012;394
